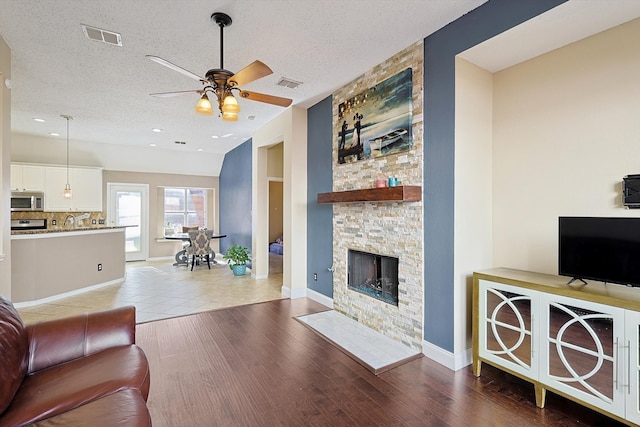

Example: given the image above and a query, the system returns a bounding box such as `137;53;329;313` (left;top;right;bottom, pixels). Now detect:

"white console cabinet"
473;268;640;426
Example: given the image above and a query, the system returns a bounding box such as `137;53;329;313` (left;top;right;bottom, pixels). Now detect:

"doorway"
107;183;149;261
269;179;284;275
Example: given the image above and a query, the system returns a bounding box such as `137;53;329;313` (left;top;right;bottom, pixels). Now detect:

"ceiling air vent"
81;24;122;46
276;77;302;89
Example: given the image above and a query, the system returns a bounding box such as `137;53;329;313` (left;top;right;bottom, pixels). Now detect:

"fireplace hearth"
348;250;399;305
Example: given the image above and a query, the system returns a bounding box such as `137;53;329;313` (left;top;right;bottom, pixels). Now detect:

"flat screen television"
559;217;640;287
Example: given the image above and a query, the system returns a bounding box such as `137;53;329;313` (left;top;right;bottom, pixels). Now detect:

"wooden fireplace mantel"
317;186;422;204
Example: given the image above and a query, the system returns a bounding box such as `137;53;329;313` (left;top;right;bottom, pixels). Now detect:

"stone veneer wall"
331;41;424;350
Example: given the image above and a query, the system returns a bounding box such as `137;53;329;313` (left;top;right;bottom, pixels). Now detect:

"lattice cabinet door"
626;310;640;425
478;280;538;378
539;294;626;417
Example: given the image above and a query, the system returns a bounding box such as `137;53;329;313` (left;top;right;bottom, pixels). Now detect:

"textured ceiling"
1;1;638;176
0;0;486;174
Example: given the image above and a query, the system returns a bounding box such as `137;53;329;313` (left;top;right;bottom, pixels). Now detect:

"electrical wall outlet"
92;219;96;225
313;273;318;281
52;220;57;226
97;263;102;271
98;219;105;224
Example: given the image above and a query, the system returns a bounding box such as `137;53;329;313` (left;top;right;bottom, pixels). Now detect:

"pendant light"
61;115;74;199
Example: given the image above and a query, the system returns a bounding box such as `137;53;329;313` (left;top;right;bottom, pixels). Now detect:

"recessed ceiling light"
248;116;255;121
149;143;157;147
49;132;60;136
196;148;203;152
152;128;162;133
221;133;233;138
33;118;46;122
211;135;219;139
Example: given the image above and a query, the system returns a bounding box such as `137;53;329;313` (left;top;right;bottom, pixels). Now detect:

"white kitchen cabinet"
44;166;102;212
44;167;72;211
10;164;44;191
473;268;640;425
70;168;102;211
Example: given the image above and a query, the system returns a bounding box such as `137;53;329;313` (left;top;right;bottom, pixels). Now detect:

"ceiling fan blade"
239;91;292;107
146;55;207;83
150;89;202;98
229;60;273;87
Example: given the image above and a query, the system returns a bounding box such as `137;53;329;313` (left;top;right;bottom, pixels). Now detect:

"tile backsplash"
11;211;107;230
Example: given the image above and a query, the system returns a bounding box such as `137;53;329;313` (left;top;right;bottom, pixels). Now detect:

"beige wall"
452;18;640;362
267;142;284;178
253;107;307;296
454;57;493;359
0;35;11;298
492;18;640;274
103;170;219;259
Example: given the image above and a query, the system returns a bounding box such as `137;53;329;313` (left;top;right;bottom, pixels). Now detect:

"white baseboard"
145;256;175;262
13;278;125;308
422;340;473;371
306;288;333;308
280;285;307;299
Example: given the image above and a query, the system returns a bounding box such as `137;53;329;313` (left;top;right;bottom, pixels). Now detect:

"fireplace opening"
348;249;399;305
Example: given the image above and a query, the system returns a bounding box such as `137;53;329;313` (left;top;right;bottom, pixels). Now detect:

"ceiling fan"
147;12;292;122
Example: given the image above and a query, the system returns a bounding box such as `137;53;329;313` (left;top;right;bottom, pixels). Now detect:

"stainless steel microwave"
11;191;45;211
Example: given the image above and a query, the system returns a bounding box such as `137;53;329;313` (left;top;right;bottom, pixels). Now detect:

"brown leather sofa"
0;295;151;426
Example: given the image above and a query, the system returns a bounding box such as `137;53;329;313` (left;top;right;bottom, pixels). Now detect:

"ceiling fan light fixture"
222;111;238;122
195;93;213;115
221;94;240;113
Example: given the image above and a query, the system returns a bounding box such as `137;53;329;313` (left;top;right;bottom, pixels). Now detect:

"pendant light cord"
66;117;70;184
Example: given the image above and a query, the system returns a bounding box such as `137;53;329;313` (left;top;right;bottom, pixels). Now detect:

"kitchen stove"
11;218;47;231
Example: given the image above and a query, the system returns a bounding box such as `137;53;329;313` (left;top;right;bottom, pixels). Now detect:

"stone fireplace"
330;41;424;351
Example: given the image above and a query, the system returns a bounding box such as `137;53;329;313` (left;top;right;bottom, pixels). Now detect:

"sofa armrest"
26;305;136;373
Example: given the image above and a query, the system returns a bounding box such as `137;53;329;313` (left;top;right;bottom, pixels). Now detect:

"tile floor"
16;255;285;325
297;310;422;373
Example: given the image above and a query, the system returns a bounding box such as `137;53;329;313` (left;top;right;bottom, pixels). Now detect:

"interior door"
107;183;149;261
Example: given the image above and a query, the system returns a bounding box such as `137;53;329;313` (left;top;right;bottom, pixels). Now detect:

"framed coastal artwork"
337;68;413;164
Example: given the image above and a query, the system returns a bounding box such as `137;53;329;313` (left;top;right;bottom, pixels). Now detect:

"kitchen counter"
11;228;126;304
11;226;128;238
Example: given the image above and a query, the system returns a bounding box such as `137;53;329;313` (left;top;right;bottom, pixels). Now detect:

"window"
164;188;207;230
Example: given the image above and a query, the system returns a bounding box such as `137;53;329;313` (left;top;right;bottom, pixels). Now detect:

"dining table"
164;232;227;266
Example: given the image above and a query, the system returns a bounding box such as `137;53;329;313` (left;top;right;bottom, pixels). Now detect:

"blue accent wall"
307;96;334;297
219;138;252;255
423;0;567;351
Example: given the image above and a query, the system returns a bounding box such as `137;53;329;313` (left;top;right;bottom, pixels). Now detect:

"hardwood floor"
136;298;626;427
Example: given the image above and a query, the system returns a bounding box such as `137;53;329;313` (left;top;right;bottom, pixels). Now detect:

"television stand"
473;267;640;425
566;277;588;285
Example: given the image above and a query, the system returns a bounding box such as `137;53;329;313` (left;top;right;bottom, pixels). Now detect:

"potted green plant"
223;244;251;276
